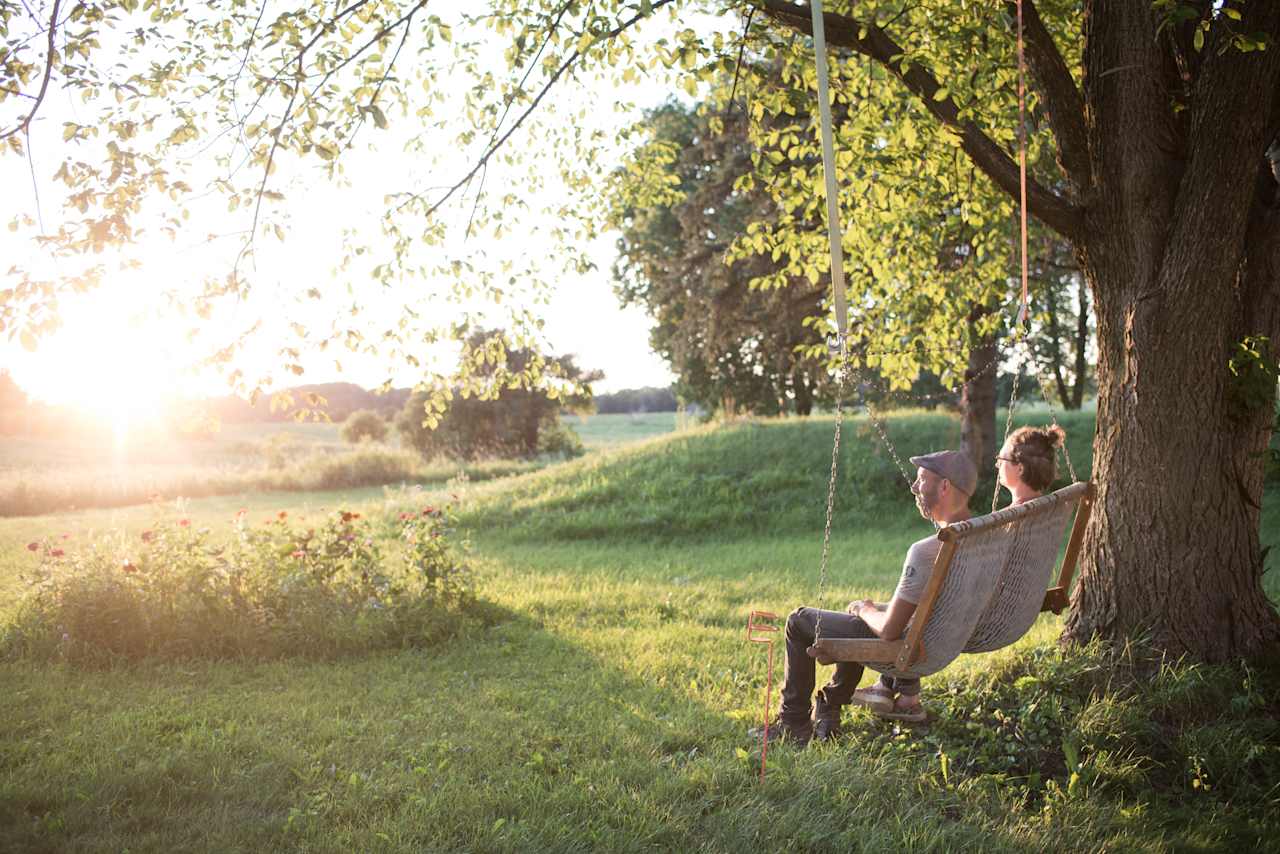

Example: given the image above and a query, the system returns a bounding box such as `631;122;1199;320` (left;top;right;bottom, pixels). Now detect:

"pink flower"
27;542;38;552
291;549;305;559
422;507;435;516
60;533;70;540
121;560;137;573
278;511;288;520
178;519;190;528
50;548;65;558
141;530;154;543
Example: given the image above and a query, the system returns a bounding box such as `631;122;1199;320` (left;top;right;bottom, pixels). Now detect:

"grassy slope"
1;411;1278;852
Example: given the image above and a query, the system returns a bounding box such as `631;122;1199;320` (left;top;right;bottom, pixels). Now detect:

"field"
0;413;676;517
2;411;1279;851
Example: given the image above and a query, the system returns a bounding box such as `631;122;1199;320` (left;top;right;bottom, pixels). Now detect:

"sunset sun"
19;287;190;438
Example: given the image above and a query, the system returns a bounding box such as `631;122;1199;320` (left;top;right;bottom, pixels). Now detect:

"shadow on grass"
0;602;1064;853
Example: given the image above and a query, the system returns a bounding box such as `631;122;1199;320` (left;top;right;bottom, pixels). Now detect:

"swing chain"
994;351;1023;513
1015;337;1080;484
814;342;852;643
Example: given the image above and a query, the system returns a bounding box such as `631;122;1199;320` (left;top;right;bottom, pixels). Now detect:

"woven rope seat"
812;481;1095;679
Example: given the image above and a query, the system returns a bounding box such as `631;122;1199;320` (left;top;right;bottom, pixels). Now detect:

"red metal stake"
747;610;780;783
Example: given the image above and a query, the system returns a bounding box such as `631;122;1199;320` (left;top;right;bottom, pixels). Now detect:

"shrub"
284;446;420;490
1;505;483;663
395;329;598;460
537;419;585;459
341;409;389;444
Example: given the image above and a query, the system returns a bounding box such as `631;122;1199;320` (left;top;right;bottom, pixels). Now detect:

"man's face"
911;466;945;520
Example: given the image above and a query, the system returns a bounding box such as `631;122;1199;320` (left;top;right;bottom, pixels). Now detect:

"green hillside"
465;410;1098;543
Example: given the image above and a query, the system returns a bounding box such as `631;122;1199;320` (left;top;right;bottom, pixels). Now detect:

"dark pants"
780;606;878;723
879;673;921;696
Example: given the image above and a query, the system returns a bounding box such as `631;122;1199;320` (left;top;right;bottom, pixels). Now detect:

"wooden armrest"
811;638;903;664
1041;586;1069;614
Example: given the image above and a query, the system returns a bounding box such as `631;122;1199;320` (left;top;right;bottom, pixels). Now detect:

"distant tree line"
591;386;677;414
208;383;410;424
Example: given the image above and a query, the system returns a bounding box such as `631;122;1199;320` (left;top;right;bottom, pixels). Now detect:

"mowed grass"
2;411;1279;851
564;411;683;450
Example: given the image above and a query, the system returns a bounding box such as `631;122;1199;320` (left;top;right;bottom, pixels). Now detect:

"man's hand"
846;598;876;616
806;645;835;666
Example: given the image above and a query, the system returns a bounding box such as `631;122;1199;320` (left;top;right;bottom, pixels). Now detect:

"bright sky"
1;3;692;423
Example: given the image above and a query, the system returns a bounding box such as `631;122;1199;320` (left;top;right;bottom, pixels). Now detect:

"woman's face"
996;440;1025;490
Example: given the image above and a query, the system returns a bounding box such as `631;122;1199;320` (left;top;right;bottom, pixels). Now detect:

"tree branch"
400;0;678;221
0;0;60;142
1007;0;1091;194
755;0;1083;239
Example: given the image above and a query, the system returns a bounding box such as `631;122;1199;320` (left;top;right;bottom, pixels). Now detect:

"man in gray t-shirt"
757;449;976;745
891;535;944;606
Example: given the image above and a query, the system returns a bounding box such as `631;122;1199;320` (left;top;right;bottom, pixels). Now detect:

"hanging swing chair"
795;0;1097;681
812;480;1095;678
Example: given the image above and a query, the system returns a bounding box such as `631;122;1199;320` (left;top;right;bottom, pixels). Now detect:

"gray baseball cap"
909;450;978;497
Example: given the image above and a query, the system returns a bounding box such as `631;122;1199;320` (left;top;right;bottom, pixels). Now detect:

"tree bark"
960;322;998;476
1072;274;1089;410
1063;0;1280;660
793;371;814;416
1042;268;1074;408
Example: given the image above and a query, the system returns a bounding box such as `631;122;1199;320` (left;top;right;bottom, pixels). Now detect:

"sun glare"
19;286;192;440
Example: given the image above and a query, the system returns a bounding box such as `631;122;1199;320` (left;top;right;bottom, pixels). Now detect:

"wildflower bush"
1;505;484;664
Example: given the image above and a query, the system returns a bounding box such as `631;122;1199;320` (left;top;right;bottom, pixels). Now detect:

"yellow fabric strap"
809;0;849;347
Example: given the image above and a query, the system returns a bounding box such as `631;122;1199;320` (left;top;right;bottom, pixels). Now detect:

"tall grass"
0;412;684;517
0;444;540;517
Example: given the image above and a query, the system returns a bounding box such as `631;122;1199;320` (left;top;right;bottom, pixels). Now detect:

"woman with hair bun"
996;424;1067;504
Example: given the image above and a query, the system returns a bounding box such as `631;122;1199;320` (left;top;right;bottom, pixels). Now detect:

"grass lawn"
2;412;1278;851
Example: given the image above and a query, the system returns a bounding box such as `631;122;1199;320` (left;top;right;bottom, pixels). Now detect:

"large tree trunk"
793;371;814;416
1068;244;1280;659
1072;274;1088;410
1042;263;1075;409
960;325;998;475
1064;1;1280;660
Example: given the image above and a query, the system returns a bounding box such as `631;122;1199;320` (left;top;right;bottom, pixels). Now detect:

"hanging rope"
810;0;849;650
1015;0;1030;329
810;0;850;347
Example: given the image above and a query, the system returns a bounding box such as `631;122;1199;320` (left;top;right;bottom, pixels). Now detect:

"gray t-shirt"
891;534;944;605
